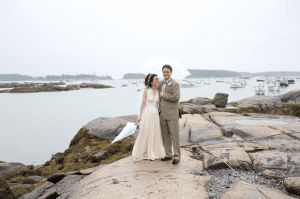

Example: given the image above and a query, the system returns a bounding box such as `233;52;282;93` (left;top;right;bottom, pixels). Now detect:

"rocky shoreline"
0;82;114;93
1;89;300;198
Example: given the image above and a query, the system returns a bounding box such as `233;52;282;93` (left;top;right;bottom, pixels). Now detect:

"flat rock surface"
249;150;288;170
203;147;251;170
220;180;297;199
63;149;210;199
187;114;225;144
233;124;282;140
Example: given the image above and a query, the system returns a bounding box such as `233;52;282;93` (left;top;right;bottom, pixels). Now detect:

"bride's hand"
136;118;141;124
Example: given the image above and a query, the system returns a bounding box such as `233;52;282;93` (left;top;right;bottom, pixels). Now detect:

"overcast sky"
1;0;300;79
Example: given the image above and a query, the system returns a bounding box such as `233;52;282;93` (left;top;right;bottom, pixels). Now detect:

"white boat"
230;81;245;89
255;84;265;95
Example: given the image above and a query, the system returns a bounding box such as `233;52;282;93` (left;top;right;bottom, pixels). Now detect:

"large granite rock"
60;149;210;199
83;115;138;139
0;162;28;180
279;89;300;102
220;180;297;199
187;114;225;145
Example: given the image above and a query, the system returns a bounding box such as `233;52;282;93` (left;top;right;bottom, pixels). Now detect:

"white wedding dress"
132;88;166;160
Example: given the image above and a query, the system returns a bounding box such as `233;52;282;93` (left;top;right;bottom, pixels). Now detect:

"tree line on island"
122;70;300;79
0;74;112;81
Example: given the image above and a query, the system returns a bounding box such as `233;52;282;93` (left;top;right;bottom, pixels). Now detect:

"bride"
132;73;166;161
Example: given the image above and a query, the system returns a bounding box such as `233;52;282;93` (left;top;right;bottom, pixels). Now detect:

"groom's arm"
161;83;180;102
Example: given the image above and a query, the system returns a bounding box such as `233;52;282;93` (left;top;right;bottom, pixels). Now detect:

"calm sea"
1;77;299;165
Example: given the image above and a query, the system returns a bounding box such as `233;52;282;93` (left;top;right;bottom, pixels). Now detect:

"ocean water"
0;77;299;165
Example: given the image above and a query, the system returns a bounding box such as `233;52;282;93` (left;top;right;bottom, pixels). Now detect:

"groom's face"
162;68;172;80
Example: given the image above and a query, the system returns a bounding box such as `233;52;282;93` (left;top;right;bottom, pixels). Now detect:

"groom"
158;65;181;164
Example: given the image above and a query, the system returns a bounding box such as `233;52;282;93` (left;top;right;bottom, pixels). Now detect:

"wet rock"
262;169;285;179
83;115;138;139
0;162;28;180
19;181;54;199
0;177;16;199
207;112;248;131
203;147;251;170
249;150;288;170
220;180;297;198
284;177;300;196
212;93;229;104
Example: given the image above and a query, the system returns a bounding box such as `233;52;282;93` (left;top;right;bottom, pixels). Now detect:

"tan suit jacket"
158;78;180;120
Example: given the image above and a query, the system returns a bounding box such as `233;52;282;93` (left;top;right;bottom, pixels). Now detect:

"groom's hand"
160;89;165;97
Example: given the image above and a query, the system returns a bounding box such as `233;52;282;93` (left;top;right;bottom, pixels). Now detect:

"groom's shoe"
161;157;172;161
172;159;180;164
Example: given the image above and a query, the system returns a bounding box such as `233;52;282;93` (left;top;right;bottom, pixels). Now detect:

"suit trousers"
159;114;181;160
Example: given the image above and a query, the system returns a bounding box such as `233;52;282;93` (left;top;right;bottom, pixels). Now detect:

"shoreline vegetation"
1;90;300;198
0;82;114;93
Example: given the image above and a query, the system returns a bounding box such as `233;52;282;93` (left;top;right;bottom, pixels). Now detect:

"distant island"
122;70;300;79
0;74;112;81
123;73;146;79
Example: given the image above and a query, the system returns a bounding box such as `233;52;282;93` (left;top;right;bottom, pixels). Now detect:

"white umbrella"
108;122;139;146
140;58;191;79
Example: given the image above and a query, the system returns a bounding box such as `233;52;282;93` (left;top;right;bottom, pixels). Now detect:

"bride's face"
151;76;159;87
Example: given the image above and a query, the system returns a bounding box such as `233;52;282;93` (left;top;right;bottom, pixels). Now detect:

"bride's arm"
137;90;147;122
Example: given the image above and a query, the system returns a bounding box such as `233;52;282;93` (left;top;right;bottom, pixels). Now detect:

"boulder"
192;97;212;105
249;150;288;170
83;115;138;139
279;89;300;102
42;175;85;198
0;162;28;180
0;177;16;199
92;151;107;162
212;93;229;104
28;176;46;183
220;180;296;199
262;169;285;179
19;181;54;199
215;100;226;108
179;103;204;114
284;177;300;196
203;147;252;170
47;173;66;184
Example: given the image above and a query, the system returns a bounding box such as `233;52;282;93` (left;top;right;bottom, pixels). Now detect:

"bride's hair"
145;73;157;87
